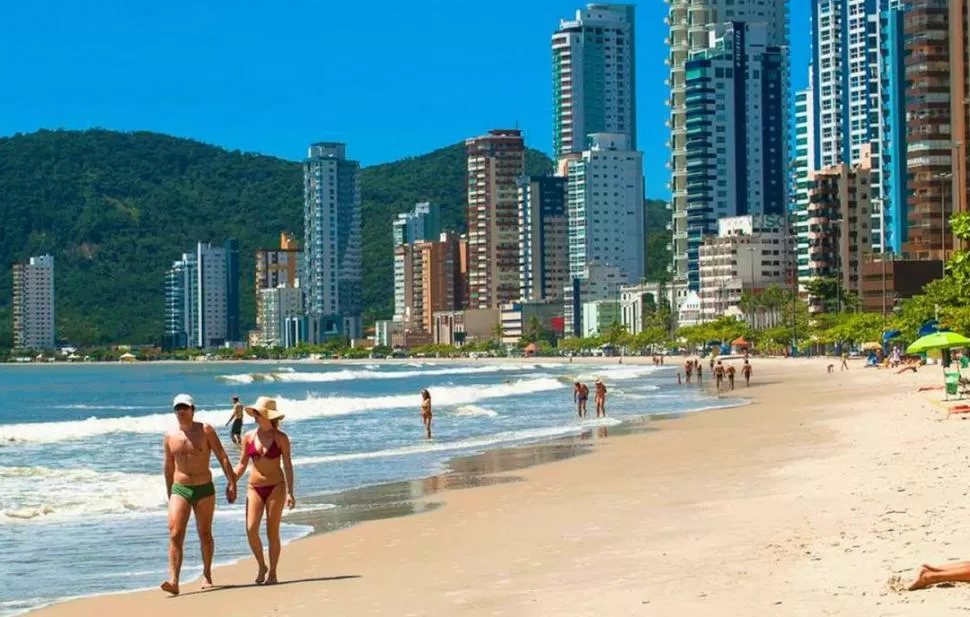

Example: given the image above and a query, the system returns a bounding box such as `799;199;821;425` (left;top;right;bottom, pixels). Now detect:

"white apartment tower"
196;243;228;348
552;4;637;161
12;255;55;350
566;133;645;284
304;142;363;341
667;0;790;294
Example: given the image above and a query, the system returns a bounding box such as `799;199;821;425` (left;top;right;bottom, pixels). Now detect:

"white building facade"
12;255;55;350
552;3;637;161
196;242;228;349
619;282;671;336
566;133;645;284
258;286;305;348
697;215;793;323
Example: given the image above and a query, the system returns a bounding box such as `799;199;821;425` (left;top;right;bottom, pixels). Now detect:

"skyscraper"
667;0;789;293
163;241;239;350
393;202;442;322
517;175;569;301
197;242;229;348
12;255;55;350
552;3;636;161
683;21;787;290
304;142;363;341
164;252;198;350
255;233;302;342
466;129;526;309
224;238;240;343
792;86;817;289
566;133;645;284
879;0;909;254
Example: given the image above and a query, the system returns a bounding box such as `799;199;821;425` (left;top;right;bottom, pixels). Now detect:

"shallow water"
0;360;729;614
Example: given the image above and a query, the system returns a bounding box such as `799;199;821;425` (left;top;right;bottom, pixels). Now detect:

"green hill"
0;129;670;347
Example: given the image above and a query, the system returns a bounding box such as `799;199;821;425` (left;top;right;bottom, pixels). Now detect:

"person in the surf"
684;360;693;384
714;361;725;392
573;381;589;418
594;379;608;417
420;389;433;439
742;359;752;386
225;395;244;445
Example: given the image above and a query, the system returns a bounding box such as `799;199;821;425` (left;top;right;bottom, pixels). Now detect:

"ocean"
0;360;730;615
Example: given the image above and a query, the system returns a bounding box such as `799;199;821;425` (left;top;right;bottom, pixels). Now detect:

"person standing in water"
684;360;693;384
420;389;433;438
225;395;244;445
234;397;296;586
742;359;752;386
714;361;725;392
594;379;608;417
573;382;589;418
162;394;237;595
726;363;736;390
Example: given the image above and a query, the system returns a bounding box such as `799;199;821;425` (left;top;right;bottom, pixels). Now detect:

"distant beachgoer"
696;363;703;383
162;394;237;595
726;364;736;390
841;351;849;371
574;382;589;418
225;395;244;445
594;379;607;418
684;361;693;384
677;372;682;385
709;355;715;371
234;397;295;586
908;561;970;591
420;389;433;438
714;361;725;391
660;356;664;366
742;360;752;386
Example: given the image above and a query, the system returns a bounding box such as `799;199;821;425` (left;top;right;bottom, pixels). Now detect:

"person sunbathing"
909;562;970;591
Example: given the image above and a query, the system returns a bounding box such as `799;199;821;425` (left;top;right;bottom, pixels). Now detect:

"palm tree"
525;315;544;344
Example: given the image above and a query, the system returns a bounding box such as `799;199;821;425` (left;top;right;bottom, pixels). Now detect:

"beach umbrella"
906;331;970;354
861;341;882;351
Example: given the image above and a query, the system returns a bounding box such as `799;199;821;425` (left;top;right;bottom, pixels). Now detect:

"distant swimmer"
234;397;296;586
594;379;608;418
574;382;589;418
225;395;244;445
714;361;725;392
696;362;703;384
162;394;237;596
726;364;736;390
742;359;752;386
420;389;433;439
684;360;693;384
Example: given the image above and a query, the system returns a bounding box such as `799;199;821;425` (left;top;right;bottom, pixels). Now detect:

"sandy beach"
28;355;970;616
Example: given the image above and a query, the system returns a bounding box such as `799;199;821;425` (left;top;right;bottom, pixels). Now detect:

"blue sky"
0;0;809;199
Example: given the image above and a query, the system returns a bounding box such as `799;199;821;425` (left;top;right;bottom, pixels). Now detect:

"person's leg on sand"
162;493;192;595
193;494;217;589
264;485;287;584
909;561;970;590
246;488;269;584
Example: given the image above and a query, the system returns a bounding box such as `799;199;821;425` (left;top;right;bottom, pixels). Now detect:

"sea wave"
217;364;541;385
291;418;622;467
454;405;500;418
0;466;164;524
0;377;566;445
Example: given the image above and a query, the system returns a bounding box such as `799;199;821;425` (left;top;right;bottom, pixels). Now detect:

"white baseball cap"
172;394;195;409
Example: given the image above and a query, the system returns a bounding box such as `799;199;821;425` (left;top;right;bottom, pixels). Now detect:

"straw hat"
245;396;285;422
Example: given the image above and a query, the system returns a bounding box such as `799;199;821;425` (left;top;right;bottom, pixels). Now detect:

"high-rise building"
902;0;970;261
393;203;442;322
397;232;464;335
667;0;790;294
552;3;636;161
164;252;198;350
517;176;569;301
12;255;55;350
878;0;910;254
466;129;526;309
792;86;817;290
304;142;363;341
257;286;305;348
805;154;874;311
163;241;239;350
255;233;302;339
683;21;787;290
566;133;645;284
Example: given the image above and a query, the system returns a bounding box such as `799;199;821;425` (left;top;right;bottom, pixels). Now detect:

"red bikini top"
247;438;281;460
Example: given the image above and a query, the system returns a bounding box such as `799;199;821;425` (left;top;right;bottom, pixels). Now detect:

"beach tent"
731;337;749;348
119;352;137;362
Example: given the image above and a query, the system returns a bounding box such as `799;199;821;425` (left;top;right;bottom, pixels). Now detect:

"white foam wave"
454;405;500;418
292;419;622;467
0;378;565;445
0;466;164;524
218;364;539;385
52;404;157;411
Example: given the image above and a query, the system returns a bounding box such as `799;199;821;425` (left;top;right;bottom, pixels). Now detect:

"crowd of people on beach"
677;355;752;392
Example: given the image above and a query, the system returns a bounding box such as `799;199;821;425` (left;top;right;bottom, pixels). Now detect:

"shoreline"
30;355;951;616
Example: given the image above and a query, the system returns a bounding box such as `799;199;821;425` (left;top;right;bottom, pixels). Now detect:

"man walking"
225;395;244;445
162;394;237;595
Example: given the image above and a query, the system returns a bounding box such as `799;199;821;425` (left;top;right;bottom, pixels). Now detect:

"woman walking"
234;397;295;585
420;389;433;439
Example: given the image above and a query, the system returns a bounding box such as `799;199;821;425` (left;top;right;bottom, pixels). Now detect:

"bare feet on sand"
908;565;941;591
255;564;268;585
160;581;179;595
200;570;214;590
265;573;278;585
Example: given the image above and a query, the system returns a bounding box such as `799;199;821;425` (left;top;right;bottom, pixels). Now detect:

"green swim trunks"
171;482;216;505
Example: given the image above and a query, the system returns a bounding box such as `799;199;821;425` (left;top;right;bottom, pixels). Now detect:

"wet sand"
32;355;970;616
